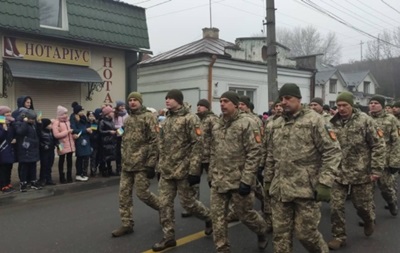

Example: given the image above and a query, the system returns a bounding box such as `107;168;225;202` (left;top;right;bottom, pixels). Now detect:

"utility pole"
266;0;278;103
377;35;380;60
360;40;364;61
209;0;212;28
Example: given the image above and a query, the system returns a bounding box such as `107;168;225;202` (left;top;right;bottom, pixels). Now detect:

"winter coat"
70;115;92;157
0;123;15;164
39;128;56;153
52;119;75;155
88;119;100;149
15;121;40;163
99;117;117;162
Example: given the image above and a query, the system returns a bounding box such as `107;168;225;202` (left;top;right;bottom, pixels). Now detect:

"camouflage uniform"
322;112;332;124
370;110;400;206
118;106;160;228
158;105;211;240
265;108;341;253
330;109;386;242
210;110;267;253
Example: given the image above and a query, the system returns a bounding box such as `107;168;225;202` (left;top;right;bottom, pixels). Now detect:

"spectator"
38;118;56;186
0;106;15;193
99;106;117;177
87;111;100;177
114;100;128;176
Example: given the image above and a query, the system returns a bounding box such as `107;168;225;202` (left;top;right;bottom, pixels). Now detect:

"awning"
4;59;103;83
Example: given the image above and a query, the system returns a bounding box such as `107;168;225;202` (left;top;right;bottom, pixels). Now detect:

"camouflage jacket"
330;109;386;185
210;110;262;193
197;111;218;164
322;112;333;124
370;110;400;168
266;108;341;202
260;115;281;168
158;105;202;180
121;106;158;172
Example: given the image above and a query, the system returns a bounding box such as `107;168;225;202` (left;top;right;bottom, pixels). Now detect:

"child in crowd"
113;100;128;175
53;106;76;184
0;106;15;193
15;109;41;192
38;118;56;186
99;106;117;177
70;104;92;182
87;111;100;177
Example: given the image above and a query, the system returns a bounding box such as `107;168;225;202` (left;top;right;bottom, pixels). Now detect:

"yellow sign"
3;36;90;66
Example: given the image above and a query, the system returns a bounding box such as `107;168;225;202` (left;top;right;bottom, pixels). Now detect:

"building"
0;0;149;118
138;28;314;115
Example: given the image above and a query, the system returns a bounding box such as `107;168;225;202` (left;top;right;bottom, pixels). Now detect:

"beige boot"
111;226;133;237
328;239;346;250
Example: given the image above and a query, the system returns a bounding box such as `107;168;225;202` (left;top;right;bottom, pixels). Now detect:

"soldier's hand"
264;182;271;196
388;167;399;175
370;174;380;182
188;174;201;186
314;183;331;203
257;167;264;185
238;182;251;196
145;167;156;179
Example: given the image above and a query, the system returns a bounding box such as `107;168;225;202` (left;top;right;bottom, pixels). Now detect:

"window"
329;79;337;94
229;87;254;102
329;101;336;108
39;0;68;30
364;81;370;94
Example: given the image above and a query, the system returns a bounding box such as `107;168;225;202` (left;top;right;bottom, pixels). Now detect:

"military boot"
205;220;213;235
257;232;268;250
364;221;375;236
388;203;398;216
111;226;133;237
328;239;346;250
152;238;177;252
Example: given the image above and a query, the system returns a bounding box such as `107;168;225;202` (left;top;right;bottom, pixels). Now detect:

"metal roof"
340;70;370;87
315;69;337;85
140;37;236;65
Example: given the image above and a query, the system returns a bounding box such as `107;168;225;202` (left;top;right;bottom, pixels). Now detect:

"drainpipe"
208;55;217;108
310;69;317;100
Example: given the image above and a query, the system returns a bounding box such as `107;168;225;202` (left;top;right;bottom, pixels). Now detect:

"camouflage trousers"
377;168;397;205
159;177;211;240
119;170;160;227
271;198;328;253
211;188;267;253
331;182;374;241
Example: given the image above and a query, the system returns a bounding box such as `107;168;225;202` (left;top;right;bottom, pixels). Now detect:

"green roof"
0;0;149;50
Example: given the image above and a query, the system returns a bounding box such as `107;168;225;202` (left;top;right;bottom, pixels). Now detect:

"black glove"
238;182;251;196
156;172;161;182
188;174;201;186
145;167;156;179
257;167;264;185
208;181;212;188
388;167;399;174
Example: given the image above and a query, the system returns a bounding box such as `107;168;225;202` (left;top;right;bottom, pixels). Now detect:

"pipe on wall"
208;55;217;108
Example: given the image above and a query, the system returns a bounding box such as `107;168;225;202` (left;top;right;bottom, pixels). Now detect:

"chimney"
202;27;219;39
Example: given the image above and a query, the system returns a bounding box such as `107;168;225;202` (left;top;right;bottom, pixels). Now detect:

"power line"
147;0;225;18
353;0;400;25
147;0;171;9
381;0;400;15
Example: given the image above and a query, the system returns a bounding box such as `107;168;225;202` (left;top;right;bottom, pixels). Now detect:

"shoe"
328;239;346;250
205;220;213;235
37;180;46;187
30;181;43;190
152;238;177;252
181;210;193;218
388;203;398;216
257;232;268;250
75;175;88;182
20;182;28;192
67;178;73;183
364;221;374;236
83;176;89;181
111;226;133;237
46;181;56;186
359;220;376;227
2;186;15;193
102;171;109;177
60;178;67;184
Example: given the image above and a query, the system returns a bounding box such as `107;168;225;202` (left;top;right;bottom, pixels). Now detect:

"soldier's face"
197;105;208;113
369;100;382;113
280;96;301;114
337;101;352;118
166;98;180;111
309;102;323;114
220;98;236;116
128;98;141;110
392;107;400;115
238;102;250;113
385;106;393;114
274;103;283;116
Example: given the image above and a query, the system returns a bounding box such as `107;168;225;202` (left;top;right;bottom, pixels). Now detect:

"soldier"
328;92;386;250
309;97;332;123
152;89;212;252
368;96;400;216
181;98;218;218
111;92;160;237
210;91;268;253
393;102;400;120
265;83;341;253
385;104;393;114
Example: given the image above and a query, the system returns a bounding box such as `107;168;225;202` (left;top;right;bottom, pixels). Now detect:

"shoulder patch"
325;124;337;141
254;130;261;143
155;125;160;133
377;128;384;138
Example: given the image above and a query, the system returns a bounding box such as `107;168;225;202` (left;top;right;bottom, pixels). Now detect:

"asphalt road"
1;177;399;253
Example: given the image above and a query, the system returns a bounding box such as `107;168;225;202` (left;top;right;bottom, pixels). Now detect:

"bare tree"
276;25;342;65
366;29;400;60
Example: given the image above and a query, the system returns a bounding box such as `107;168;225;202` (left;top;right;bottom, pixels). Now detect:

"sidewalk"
0;157;120;206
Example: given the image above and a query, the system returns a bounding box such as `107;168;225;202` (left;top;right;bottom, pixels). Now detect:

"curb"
0;176;120;206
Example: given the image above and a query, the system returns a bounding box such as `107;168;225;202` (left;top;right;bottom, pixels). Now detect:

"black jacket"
15;120;40;163
99;117;117;161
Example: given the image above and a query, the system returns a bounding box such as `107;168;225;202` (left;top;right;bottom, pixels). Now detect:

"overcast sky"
122;0;400;64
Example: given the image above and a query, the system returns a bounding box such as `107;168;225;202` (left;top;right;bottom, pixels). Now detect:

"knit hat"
336;92;354;106
165;89;184;105
279;83;302;99
393;101;400;108
94;108;102;119
197;99;210;110
127;92;143;104
273;98;281;107
249;102;255;112
311;97;323;107
221;91;240;106
102;106;114;116
73;104;83;114
116;100;126;108
25;109;37;120
239;96;251;108
370;95;385;108
41;118;51;128
0;106;11;115
57;105;68;118
323;104;330;111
